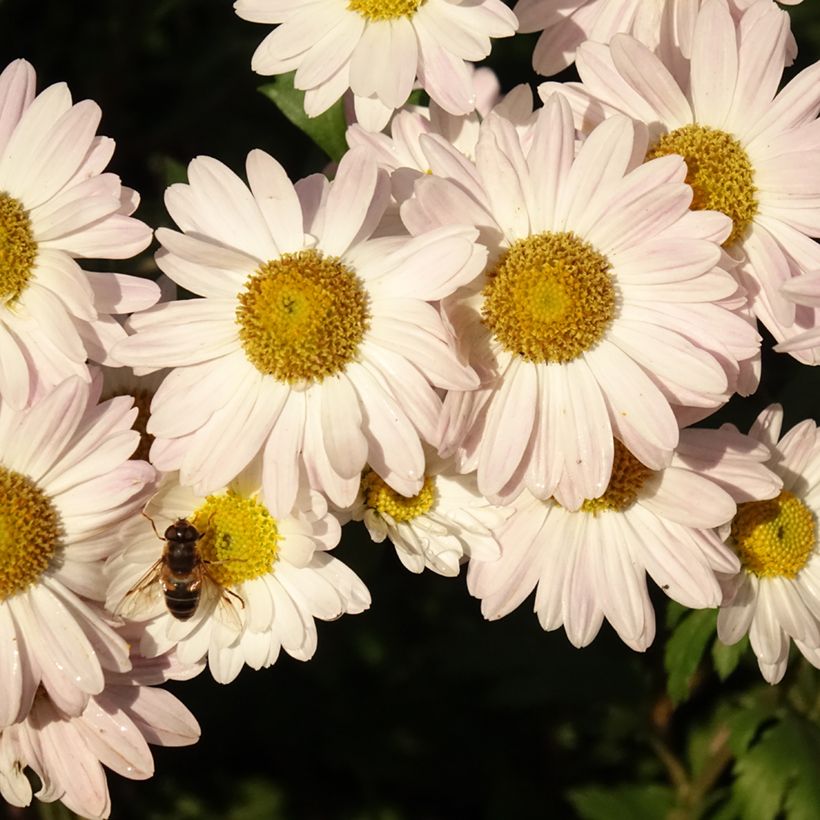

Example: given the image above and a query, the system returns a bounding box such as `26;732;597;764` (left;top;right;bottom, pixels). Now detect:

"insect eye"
182;525;199;541
163;525;177;540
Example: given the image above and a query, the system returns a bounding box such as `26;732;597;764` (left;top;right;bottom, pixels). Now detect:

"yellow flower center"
236;249;370;384
191;491;281;587
362;471;436;523
0;467;63;600
0;192;37;306
730;490;815;579
347;0;425;22
481;232;617;364
580;440;654;515
646;124;757;248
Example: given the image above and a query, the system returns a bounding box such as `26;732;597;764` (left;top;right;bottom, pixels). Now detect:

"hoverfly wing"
205;575;245;633
113;557;165;621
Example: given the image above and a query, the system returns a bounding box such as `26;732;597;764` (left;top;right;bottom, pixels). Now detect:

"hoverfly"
115;513;243;626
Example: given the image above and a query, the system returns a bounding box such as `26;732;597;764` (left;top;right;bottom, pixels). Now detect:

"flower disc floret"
0;192;36;306
481;231;617;363
580;440;654;515
192;491;281;587
348;0;425;21
730;490;815;579
236;249;371;384
0;468;62;600
646;125;757;248
362;471;437;523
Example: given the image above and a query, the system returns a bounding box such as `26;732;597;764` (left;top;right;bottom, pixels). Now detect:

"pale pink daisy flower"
403;95;759;508
106;468;370;684
112;147;484;516
517;0;799;78
469;427;781;651
718;405;820;684
538;0;820;362
0;646;200;820
234;0;518;131
0;59;158;409
0;377;154;730
346;455;509;576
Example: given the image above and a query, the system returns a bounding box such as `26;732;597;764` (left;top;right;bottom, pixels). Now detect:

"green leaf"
568;784;675;820
665;609;717;704
259;73;348;162
712;635;749;681
724;701;776;757
665;600;689;629
732;715;820;820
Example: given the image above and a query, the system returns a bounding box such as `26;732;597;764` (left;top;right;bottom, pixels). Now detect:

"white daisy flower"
718;404;820;684
469;427;781;651
234;0;518;132
0;59;158;409
0;646;200;820
538;0;820;361
112;147;484;516
347;456;509;576
516;0;800;78
0;377;154;729
106;469;371;684
403;95;759;508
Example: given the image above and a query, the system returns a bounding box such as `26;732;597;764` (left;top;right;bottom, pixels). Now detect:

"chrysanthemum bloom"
469;427;781;651
403;95;759;508
112;148;484;516
538;0;820;362
0;59;158;409
0;377;154;729
346;455;509;576
106;468;371;684
0;647;200;820
234;0;518;131
516;0;800;78
718;405;820;684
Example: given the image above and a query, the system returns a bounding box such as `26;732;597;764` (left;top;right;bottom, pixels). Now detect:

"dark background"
1;1;820;818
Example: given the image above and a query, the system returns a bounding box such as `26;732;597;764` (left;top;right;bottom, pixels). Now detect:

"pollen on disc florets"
579;440;655;515
730;490;816;579
348;0;425;22
191;491;281;587
481;231;618;364
646;124;757;248
0;467;63;600
0;192;37;306
236;249;371;385
362;471;437;523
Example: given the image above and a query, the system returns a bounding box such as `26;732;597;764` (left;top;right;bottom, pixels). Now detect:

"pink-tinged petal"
185;155;279;261
262;389;304;518
347;361;424;496
28;251;93;322
530;12;587;77
421;132;486;196
15;282;87;362
155;248;246;299
0;323;31;410
478;358;537;496
611;236;720;284
84;271;160;314
561;517;605;647
318;147;386;256
534;509;573;630
415;20;474;115
726;1;788;137
246;149;305;254
181;371;280;492
742;222;795;326
0;59;36;155
295;13;363;90
303;62;351;118
122;685;200;747
585;340;679;467
475;127;530;241
254;3;347;64
767;577;820;645
527;94;575;232
642;466;736;529
44;212;151;259
749;584;787;665
556;115;639;234
0;606;22;727
4;99;100;208
609;35;692;129
156;226;261;272
781;271;820;306
775;418;817;487
235;0;321;25
689;0;737;127
748;402;784;449
30;174;121;242
526;369;562;499
352;93;394;133
320;373;367;478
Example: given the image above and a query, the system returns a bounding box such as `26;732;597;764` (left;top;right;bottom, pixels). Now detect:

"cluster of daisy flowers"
3;0;820;815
